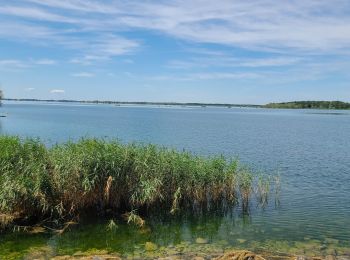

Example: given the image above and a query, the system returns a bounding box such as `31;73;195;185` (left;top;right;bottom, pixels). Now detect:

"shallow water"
0;101;350;258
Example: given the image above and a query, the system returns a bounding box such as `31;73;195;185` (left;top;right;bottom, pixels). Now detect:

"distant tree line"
3;96;350;110
2;98;260;108
264;101;350;110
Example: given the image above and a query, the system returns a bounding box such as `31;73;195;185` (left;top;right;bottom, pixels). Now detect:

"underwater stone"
145;242;158;251
325;248;337;255
336;257;350;260
324;238;340;245
50;256;71;260
319;244;327;251
217;240;229;246
195;238;208;244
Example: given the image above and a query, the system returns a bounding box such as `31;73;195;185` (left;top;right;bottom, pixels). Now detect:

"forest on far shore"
264;101;350;110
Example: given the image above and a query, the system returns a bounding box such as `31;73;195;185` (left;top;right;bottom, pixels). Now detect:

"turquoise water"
0;101;349;258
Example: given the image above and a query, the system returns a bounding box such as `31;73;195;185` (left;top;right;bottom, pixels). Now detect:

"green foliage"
264;101;350;110
237;169;253;212
106;219;118;231
0;136;274;229
0;136;51;217
256;174;270;207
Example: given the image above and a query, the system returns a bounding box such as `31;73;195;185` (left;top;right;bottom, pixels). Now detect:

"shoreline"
2;98;260;109
3;98;350;110
17;246;350;260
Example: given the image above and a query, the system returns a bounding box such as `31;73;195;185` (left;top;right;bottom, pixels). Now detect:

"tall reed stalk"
0;136;275;230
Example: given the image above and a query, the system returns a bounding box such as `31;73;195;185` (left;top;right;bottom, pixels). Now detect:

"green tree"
264;101;350;110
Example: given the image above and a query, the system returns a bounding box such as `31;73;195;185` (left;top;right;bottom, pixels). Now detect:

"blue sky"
0;0;350;104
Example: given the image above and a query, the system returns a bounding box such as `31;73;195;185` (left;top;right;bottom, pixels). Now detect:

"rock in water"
195;237;208;244
145;242;158;251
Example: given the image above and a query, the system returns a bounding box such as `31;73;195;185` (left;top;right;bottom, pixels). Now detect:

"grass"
0;136;276;230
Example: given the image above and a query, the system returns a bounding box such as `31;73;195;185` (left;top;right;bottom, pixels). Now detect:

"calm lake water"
0;101;350;258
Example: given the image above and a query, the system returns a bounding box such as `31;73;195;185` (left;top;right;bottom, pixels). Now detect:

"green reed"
0;136;276;230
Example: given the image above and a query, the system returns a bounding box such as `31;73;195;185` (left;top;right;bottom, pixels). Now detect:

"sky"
0;0;350;104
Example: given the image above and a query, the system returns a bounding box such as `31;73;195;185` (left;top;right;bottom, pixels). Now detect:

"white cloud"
0;23;139;63
0;58;57;71
34;59;56;65
0;59;28;68
123;59;134;64
25;87;35;91
50;89;65;93
240;57;302;67
0;0;349;55
70;55;109;65
123;72;133;77
149;72;260;81
72;72;95;77
17;0;350;53
0;5;77;23
168;55;302;70
188;72;260;80
25;0;122;14
0;0;349;87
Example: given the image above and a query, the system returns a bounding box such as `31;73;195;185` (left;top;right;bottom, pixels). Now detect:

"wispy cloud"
1;0;350;103
0;0;349;54
33;59;57;65
123;59;134;64
187;72;260;80
0;59;28;69
0;5;77;23
50;89;65;93
240;57;302;67
13;0;350;53
149;72;260;81
0;58;57;70
72;72;95;77
70;55;109;65
0;22;139;63
25;0;122;14
168;56;302;69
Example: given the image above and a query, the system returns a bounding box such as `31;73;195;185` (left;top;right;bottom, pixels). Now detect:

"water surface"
0;102;349;258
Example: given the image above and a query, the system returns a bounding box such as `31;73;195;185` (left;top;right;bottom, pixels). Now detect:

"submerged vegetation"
264;101;350;110
0;136;277;231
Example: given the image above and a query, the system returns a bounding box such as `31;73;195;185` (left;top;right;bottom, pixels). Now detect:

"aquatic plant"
123;210;145;227
0;136;275;230
0;89;3;106
106;219;118;231
273;174;281;206
0;136;51;223
255;174;271;207
237;169;253;212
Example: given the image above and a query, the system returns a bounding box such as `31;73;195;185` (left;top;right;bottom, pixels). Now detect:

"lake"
0;101;350;259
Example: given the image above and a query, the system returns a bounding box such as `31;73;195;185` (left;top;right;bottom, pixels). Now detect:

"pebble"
195;238;208;244
145;242;158;251
325;255;336;260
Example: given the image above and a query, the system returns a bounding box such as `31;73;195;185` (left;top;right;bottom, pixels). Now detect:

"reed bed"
0;136;274;230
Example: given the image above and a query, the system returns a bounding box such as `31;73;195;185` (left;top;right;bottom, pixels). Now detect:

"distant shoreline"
2;98;350;110
2;98;261;108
